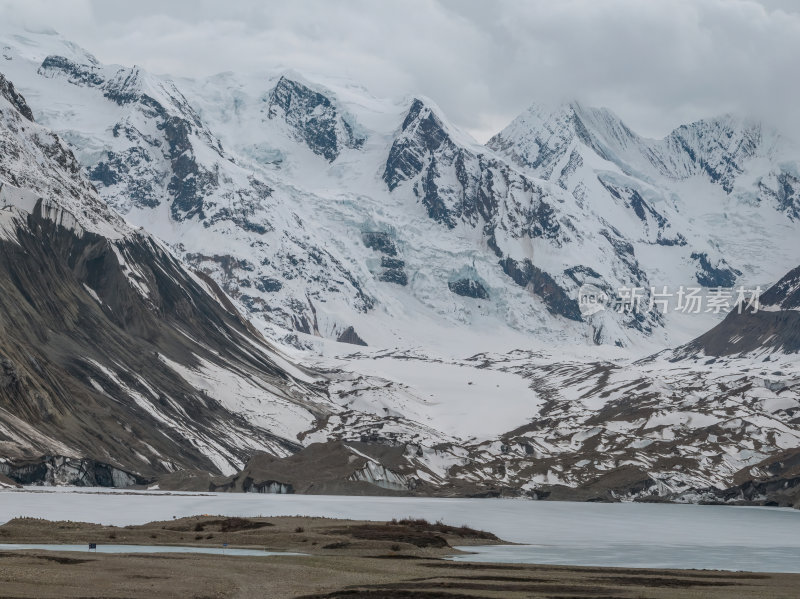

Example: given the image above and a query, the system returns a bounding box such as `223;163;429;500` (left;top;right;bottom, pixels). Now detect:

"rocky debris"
379;268;408;286
0;202;310;477
361;231;408;286
0;472;21;488
691;252;741;288
362;231;398;256
438;343;800;505
208;441;418;495
448;278;489;300
337;326;368;346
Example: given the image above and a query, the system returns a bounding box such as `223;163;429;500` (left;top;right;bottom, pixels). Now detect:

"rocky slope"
679;264;800;356
0;71;325;483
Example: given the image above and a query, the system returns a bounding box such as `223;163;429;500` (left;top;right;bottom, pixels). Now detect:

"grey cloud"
1;0;797;143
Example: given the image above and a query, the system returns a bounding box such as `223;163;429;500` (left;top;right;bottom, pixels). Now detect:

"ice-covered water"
0;543;301;557
2;488;800;572
450;543;800;573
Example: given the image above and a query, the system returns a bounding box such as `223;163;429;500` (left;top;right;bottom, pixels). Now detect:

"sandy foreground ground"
0;515;798;598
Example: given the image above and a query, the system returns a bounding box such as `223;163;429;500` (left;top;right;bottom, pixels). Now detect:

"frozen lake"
2;488;800;572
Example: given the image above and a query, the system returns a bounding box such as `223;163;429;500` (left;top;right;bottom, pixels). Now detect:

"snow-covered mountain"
488;102;799;299
0;71;327;481
4;28;798;353
1;28;799;506
0;68;468;491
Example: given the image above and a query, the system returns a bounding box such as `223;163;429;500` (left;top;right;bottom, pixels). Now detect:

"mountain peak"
382;97;455;192
0;26;99;68
265;74;365;161
488;100;644;178
0;75;125;238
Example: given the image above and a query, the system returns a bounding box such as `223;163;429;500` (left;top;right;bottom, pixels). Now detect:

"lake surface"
0;543;301;557
2;488;799;572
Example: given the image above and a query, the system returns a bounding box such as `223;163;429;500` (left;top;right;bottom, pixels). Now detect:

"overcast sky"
1;0;798;142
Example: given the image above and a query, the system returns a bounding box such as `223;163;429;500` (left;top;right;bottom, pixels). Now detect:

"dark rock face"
362;231;408;285
362;231;397;256
500;257;582;321
39;55;103;88
691;252;741;287
716;449;800;507
597;177;687;247
384;99;449;191
564;265;602;286
256;277;283;293
380;256;405;269
336;326;367;346
656;233;688;246
448;278;489;300
0;357;19;389
761;265;800;310
384;99;557;236
775;171;800;219
0;73;34;121
0;455;146;487
487;104;642;183
759;170;800;220
379;268;408;286
266;76;364;162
